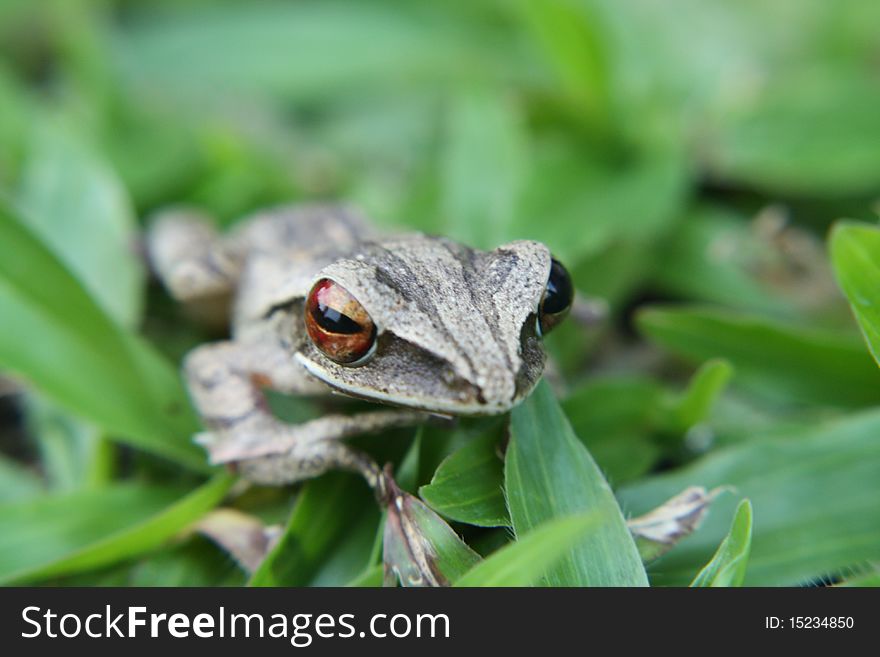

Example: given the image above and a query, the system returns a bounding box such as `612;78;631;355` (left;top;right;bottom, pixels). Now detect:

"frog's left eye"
537;258;573;336
305;278;377;365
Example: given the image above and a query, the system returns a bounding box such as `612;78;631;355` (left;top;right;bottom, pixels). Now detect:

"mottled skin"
148;204;551;494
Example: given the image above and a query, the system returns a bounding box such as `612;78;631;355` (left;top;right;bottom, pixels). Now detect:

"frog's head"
292;235;573;416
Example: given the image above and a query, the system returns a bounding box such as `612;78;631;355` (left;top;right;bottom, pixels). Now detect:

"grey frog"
147;203;573;497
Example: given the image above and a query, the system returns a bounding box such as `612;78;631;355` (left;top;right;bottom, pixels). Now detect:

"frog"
147;203;575;499
148;203;718;580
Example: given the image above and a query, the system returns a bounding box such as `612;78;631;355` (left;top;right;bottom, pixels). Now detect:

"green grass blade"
18;125;144;327
0;200;205;470
710;73;880;197
515;0;611;132
651;207;796;316
836;569;880;587
691;500;753;587
249;473;376;586
346;564;383;588
561;375;663;484
395;430;422;494
505;380;648;586
308;505;383;587
619;410;880;585
23;393;105;492
662;359;733;434
830;221;880;368
454;513;597;587
513;146;687;265
638;306;880;407
420;422;509;527
0;474;233;584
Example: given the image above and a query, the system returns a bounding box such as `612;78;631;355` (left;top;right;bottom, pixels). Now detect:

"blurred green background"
1;0;880;587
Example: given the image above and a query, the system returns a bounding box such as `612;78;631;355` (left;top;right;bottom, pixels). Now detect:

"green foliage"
455;514;598;587
384;489;482;587
506;381;647;586
0;475;233;584
0;200;205;469
691;500;753;587
619;411;880;585
442;91;526;249
638;307;880;407
562;376;663;484
830;222;880;367
662;359;733;435
0;0;878;588
419;421;509;527
0;454;43;503
18;125;144;328
710;74;880;197
249;473;378;587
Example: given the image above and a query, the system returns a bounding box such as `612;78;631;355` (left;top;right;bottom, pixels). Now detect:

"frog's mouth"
295;333;538;416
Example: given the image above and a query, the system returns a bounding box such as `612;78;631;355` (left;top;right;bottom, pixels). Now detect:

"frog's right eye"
305;278;377;365
537;257;573;336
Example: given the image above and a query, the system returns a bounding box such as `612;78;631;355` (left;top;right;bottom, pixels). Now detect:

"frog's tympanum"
148;204;572;497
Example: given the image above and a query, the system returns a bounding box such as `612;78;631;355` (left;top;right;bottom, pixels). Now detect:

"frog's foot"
146;207;242;301
197;409;425;496
146;208;243;326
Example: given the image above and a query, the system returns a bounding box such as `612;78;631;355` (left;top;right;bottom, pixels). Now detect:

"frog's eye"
305;278;377;365
538;258;573;336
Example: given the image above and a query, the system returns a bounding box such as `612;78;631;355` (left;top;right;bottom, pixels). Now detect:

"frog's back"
232;204;374;337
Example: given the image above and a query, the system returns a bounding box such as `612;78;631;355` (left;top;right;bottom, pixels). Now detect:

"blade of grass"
454;513;597;587
561;375;663;484
505;380;648;586
346;564;383;587
830;221;880;368
662;359;733;434
17;126;148;489
836;569;880;587
18;125;144;327
710;73;880;197
619;410;880;585
515;0;611;133
691;499;753;587
638;306;880;407
0;200;206;470
652;207;797;317
112;3;517;104
420;421;509;527
23;393;106;492
249;472;375;586
0;473;233;584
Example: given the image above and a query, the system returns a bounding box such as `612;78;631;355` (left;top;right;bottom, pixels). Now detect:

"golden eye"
304;278;377;365
538;258;573;336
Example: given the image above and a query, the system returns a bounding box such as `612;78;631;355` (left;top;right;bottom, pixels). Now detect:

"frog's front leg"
184;340;426;495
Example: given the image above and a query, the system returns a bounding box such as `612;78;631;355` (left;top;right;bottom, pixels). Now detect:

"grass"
0;0;879;587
